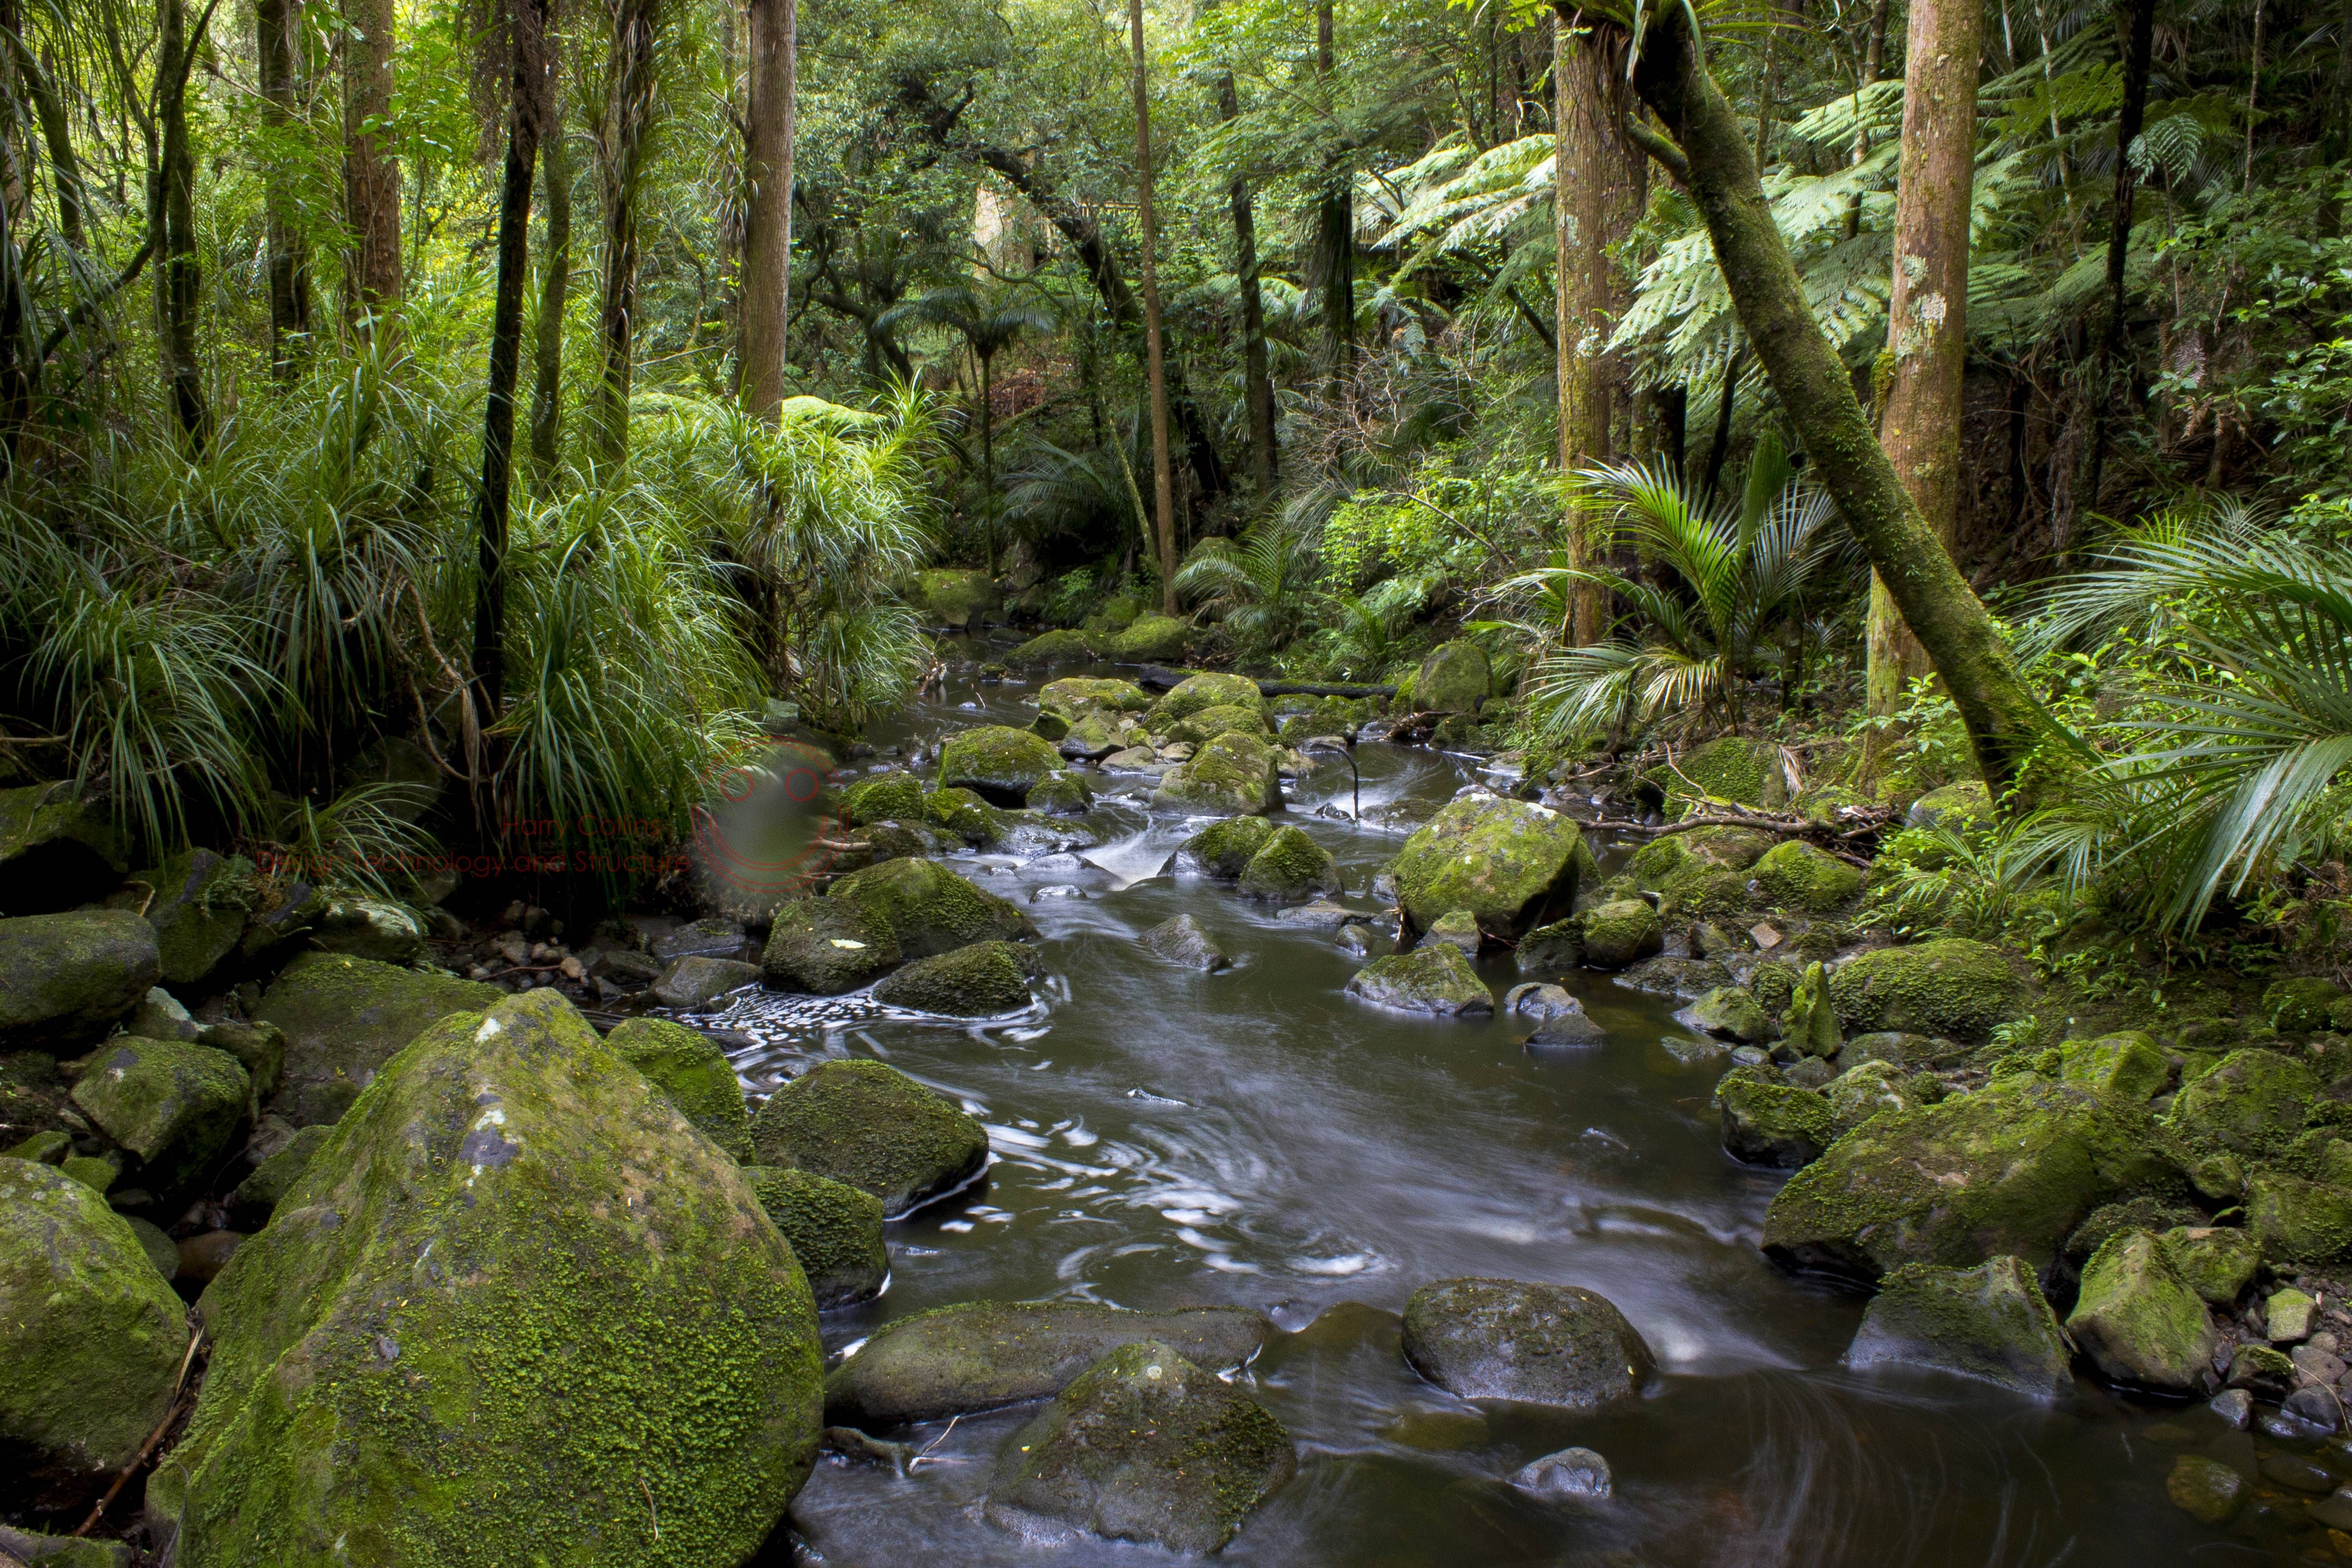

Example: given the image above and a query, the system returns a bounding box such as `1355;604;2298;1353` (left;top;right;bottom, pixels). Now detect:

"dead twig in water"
909;1413;963;1470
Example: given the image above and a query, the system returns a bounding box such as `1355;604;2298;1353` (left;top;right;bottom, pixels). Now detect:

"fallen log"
1132;663;1395;698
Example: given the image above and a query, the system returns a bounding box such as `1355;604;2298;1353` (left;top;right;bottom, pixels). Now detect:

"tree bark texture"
529;106;571;472
2078;0;2155;520
157;0;206;445
592;0;659;461
1129;0;1177;612
1312;0;1352;394
1216;64;1276;497
341;0;402;333
258;0;313;377
739;0;796;419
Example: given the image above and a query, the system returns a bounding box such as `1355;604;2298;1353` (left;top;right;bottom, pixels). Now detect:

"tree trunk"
157;0;206;446
475;0;551;715
1215;63;1275;497
593;0;658;462
1628;2;2048;797
21;44;81;252
341;0;402;334
1866;0;1984;718
258;0;313;377
1312;0;1352;396
2077;0;2155;522
1129;0;1176;613
529;106;571;474
979;348;996;577
739;0;796;419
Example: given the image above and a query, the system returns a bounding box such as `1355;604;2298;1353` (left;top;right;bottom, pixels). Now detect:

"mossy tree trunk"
1128;0;1176;614
257;0;313;378
739;0;795;421
340;0;402;338
1212;48;1276;499
528;102;572;475
591;0;660;463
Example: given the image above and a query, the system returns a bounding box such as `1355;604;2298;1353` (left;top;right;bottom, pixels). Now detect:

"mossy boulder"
159;990;824;1568
0;1158;190;1488
827;857;1036;960
1906;781;1993;832
2166;1048;2318;1158
742;1165;888;1310
1761;1074;2185;1282
1426;908;1483;956
1824;1059;1933;1135
69;1039;249;1198
1688;986;1772;1044
1401;1277;1655;1408
1145;672;1264;728
1581;899;1663;970
1236;826;1340;903
749;1058;988;1217
1028;770;1093;817
1005;628;1099;668
923;785;1009;847
1781;961;1842;1058
761;895;904;994
0;781;127;915
1050;710;1128;759
252;952;499;1127
1749;840;1864;912
915;567;993;630
1645;736;1784;812
2264;975;2346;1033
228;1124;332;1225
130;849;257;985
1138;915;1230;972
1843;1255;2073;1400
1626;827;1773;892
1390;795;1584;941
2247;1171;2352;1266
872;941;1035;1017
2065;1229;2220;1394
1166;702;1269;745
937;725;1066;807
0;910;159;1052
1173;815;1274;879
650;956;762;1011
1151;730;1284;817
824;1300;1274;1428
839;771;926;828
2158;1226;2260;1305
1718;1070;1833;1168
310;897;425;966
2057;1033;2172;1104
1110;614;1191;662
1514;918;1584;975
1344;945;1492;1017
1826;938;2026;1044
985;1341;1294;1555
606;1017;752;1161
1276;696;1370;743
1412;641;1491;715
1038;676;1152;724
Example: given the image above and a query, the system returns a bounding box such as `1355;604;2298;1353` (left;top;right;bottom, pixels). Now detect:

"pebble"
2311;1490;2352;1532
1511;1446;1612;1501
2270;1286;2317;1343
2261;1452;2339;1495
2208;1389;2253;1429
2166;1454;2248;1524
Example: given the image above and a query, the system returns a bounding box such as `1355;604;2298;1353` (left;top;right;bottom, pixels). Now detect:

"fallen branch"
74;1321;203;1536
1131;663;1395;698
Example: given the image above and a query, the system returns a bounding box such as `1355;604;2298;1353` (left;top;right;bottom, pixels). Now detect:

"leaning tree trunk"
1129;0;1176;613
739;0;796;420
157;0;206;446
592;0;659;462
1866;0;1983;720
529;102;571;474
258;0;313;377
1628;2;2048;799
341;0;402;336
1215;61;1276;497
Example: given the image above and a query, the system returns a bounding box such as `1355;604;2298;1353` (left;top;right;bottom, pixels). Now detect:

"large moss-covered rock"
742;1165;888;1311
1826;938;2026;1044
1688;986;1772;1043
310;898;425;965
650;956;761;1011
2265;975;2346;1033
1719;1071;1833;1168
0;910;159;1051
1645;736;1784;812
0;782;128;915
749;1058;988;1217
158;990;823;1568
761;895;904;994
69;1039;248;1197
1110;614;1190;662
252;953;499;1127
827;857;1036;960
1581;899;1662;970
1172;815;1274;879
1166;702;1269;745
0;1158;190;1488
1006;628;1099;669
1761;1074;2185;1281
825;1300;1275;1428
1236;825;1340;903
1781;961;1842;1058
2065;1229;2220;1394
985;1342;1294;1555
1749;840;1864;912
1412;641;1491;715
1151;730;1284;817
2247;1171;2352;1266
1627;827;1774;893
2158;1225;2260;1305
1144;672;1263;729
922;785;1010;848
1842;1255;2073;1400
937;725;1066;807
1039;676;1152;723
606;1017;751;1161
1401;1277;1655;1408
1390;795;1583;941
228;1124;332;1225
872;941;1035;1017
1028;770;1093;816
2166;1048;2318;1158
130;849;257;985
915;567;993;630
839;771;926;827
1824;1059;1932;1135
1344;945;1492;1017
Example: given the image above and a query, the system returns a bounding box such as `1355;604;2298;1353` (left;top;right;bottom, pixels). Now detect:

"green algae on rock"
937;725;1066;806
1749;839;1864;912
1144;672;1264;728
1580;899;1663;970
2057;1032;2173;1103
1401;1277;1655;1408
871;941;1036;1017
1166;702;1270;745
826;857;1036;960
1235;825;1341;903
1842;1255;2074;1400
2065;1228;2220;1394
1388;794;1583;941
162;989;823;1568
1151;730;1285;817
1643;736;1784;813
1825;938;2026;1044
228;1124;332;1225
2247;1171;2352;1265
130;848;256;985
0;910;159;1052
2157;1225;2260;1305
1344;944;1493;1017
1411;641;1491;715
750;1058;989;1216
2166;1048;2320;1158
1110;613;1191;662
605;1016;753;1160
742;1165;889;1310
984;1341;1295;1555
1005;628;1100;667
1027;770;1093;816
762;895;904;994
68;1038;249;1197
839;770;926;827
1781;961;1843;1058
825;1299;1276;1428
1173;815;1274;879
252;952;499;1127
1717;1068;1834;1168
1688;985;1772;1043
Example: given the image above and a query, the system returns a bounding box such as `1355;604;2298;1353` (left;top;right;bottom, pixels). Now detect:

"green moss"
1111;614;1191;662
1167;702;1269;744
1581;899;1662;970
1690;986;1772;1043
1176;815;1275;878
936;725;1064;808
2264;975;2346;1033
167;990;823;1568
839;771;925;827
1824;1059;1934;1136
1644;736;1781;811
0;910;160;1052
1906;781;1992;832
1235;826;1341;904
1151;730;1284;817
1826;938;2026;1044
253;953;499;1127
606;1017;753;1161
923;785;1009;846
1276;696;1370;743
2247;1171;2352;1265
1514;918;1584;975
2166;1047;2319;1158
761;895;904;994
1143;672;1263;728
749;1058;989;1217
60;1153;117;1192
1781;961;1842;1058
2057;1033;2172;1103
915;567;993;629
1718;1070;1833;1167
2065;1229;2219;1394
872;941;1035;1017
1400;1276;1656;1407
826;857;1035;960
1005;628;1100;668
1425;909;1482;955
1027;771;1093;816
1343;945;1493;1016
741;1165;888;1310
1410;642;1491;715
2166;1455;2247;1525
2157;1226;2259;1305
1749;840;1864;912
1843;1255;2073;1400
1038;677;1152;722
69;1038;248;1196
131;848;258;985
230;1124;332;1222
1389;795;1584;940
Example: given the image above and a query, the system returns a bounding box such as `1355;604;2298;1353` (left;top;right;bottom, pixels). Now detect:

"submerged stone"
1138;915;1230;972
1511;1446;1612;1501
1843;1255;2074;1400
1345;946;1493;1017
605;1016;752;1161
2166;1454;2247;1524
750;1058;989;1217
1401;1277;1655;1409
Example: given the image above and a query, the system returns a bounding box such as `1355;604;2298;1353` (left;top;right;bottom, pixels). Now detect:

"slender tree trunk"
739;0;795;419
1866;0;1984;718
1628;1;2048;798
157;0;206;445
1312;0;1352;397
1215;63;1276;497
475;0;551;716
341;0;402;335
592;0;658;462
1700;339;1742;502
529;106;571;474
258;0;312;377
21;44;81;251
978;349;996;577
2078;0;2155;523
1129;0;1176;613
1843;0;1892;240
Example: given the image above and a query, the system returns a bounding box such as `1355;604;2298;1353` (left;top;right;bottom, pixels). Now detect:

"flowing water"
693;664;2282;1567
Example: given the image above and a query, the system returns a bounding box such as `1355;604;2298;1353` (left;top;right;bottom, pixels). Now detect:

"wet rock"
1172;815;1274;879
1685;985;1771;1044
651;955;762;1011
872;941;1035;1017
1028;770;1093;816
2065;1229;2219;1394
252;953;500;1127
311;897;425;965
1006;628;1101;669
2278;1386;2343;1436
1503;983;1579;1022
1618;954;1730;1000
1345;946;1493;1017
0;910;159;1052
1718;1068;1833;1168
1826;939;2027;1044
1138;915;1230;972
1152;730;1285;817
129;849;255;985
2264;975;2345;1033
840;770;926;826
2266;1284;2317;1343
1402;1277;1654;1408
1514;918;1583;975
1426;908;1484;956
1390;794;1584;942
1511;1446;1612;1501
924;785;1010;847
1038;676;1152;728
1749;840;1863;913
1780;961;1842;1058
0;781;127;914
750;1059;988;1217
828;857;1037;960
69;1038;248;1199
1761;1074;2184;1281
1413;642;1491;716
1824;1059;1931;1135
651;916;754;964
1335;924;1376;958
606;1017;753;1160
2226;1343;2294;1397
1276;900;1366;929
2168;1048;2319;1158
2156;1226;2259;1306
1582;899;1664;970
984;1341;1295;1554
2248;1171;2352;1266
1145;672;1264;730
156;991;823;1565
175;1230;246;1284
2208;1388;2252;1429
2166;1454;2246;1524
1168;702;1270;745
1843;1255;2073;1400
743;1165;888;1310
825;1300;1275;1427
0;1158;190;1492
761;895;904;995
938;725;1066;807
1236;825;1341;904
227;1123;330;1226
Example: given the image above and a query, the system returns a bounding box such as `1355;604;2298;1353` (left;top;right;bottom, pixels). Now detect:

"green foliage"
1173;518;1321;649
